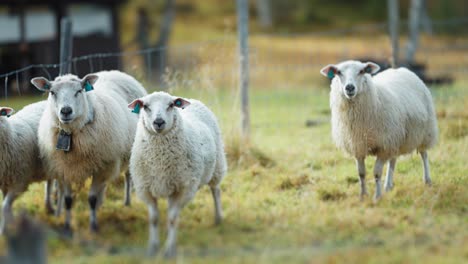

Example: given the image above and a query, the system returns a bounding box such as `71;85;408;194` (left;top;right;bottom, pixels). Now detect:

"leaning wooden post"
237;0;250;140
59;17;73;75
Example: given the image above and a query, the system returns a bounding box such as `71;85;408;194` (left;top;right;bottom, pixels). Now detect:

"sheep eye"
168;103;174;109
359;70;364;74
50;91;56;96
337;70;342;75
75;90;82;97
143;105;150;111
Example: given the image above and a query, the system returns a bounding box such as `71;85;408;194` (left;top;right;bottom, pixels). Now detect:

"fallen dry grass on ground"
0;34;467;263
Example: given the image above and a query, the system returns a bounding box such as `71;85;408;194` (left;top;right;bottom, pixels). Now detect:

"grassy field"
0;34;467;263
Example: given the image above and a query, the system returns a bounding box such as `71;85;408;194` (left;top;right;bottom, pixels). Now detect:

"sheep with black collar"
31;70;147;232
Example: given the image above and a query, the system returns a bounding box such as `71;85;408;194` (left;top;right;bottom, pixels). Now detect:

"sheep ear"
81;74;98;92
364;62;380;74
320;64;338;79
173;98;190;109
128;99;144;114
0;107;14;117
31;77;52;92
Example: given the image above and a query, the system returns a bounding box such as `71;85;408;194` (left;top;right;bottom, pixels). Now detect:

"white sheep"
320;60;438;200
31;70;147;232
128;91;227;258
0;101;50;234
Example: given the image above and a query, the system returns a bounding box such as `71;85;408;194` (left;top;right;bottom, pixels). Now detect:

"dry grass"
1;34;467;263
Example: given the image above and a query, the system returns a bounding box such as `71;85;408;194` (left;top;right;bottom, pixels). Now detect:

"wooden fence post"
59;18;73;75
237;0;250;140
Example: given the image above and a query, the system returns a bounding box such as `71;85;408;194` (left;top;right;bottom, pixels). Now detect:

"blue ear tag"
365;66;372;73
132;103;141;114
327;69;335;79
44;83;50;90
175;99;182;107
84;81;94;92
1;110;11;117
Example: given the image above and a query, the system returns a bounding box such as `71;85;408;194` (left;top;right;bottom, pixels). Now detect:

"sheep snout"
344;84;356;98
59;106;74;122
153;118;166;132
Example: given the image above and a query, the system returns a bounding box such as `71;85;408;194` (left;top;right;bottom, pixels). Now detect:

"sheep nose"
345;84;355;93
60;106;73;116
153;118;166;128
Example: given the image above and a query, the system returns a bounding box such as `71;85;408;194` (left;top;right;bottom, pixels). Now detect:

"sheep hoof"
90;222;99;233
359;191;368;201
46;205;55;215
62;224;73;238
424;180;432;187
124;199;131;207
163;245;177;259
146;244;159;257
384;184;393;192
373;195;382;203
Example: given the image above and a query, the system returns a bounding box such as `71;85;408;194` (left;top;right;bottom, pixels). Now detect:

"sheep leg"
0;191;17;235
356;158;368;198
146;195;159;256
63;184;73;234
384;158;397;192
210;185;223;225
163;195;185;259
124;171;132;207
88;176;107;233
420;151;432;186
45;180;55;215
373;158;386;201
55;182;64;217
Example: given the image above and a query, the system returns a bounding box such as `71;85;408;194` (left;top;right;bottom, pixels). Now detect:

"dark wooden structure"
0;0;125;95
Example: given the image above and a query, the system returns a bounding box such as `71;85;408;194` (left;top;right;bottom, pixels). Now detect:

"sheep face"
31;74;98;126
320;61;380;99
128;92;190;135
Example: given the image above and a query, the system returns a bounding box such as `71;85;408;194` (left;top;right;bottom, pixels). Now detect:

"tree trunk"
152;0;176;86
406;0;423;64
387;0;399;67
256;0;272;29
420;0;433;35
137;7;151;79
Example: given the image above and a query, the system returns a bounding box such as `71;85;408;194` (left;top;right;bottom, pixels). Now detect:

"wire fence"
1;19;468;130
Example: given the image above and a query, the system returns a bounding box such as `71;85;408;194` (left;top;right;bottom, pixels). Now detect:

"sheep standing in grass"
128;91;227;258
320;60;438;200
0;101;50;234
31;70;147;232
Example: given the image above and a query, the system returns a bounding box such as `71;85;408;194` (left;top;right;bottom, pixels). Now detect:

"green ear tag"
132;103;141;114
365;66;372;73
44;83;50;90
327;69;335;79
0;110;6;116
84;81;94;92
175;100;182;107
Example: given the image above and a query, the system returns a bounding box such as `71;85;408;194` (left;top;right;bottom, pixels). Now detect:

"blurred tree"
406;0;424;64
137;0;175;86
387;0;400;67
420;0;433;35
256;0;272;29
